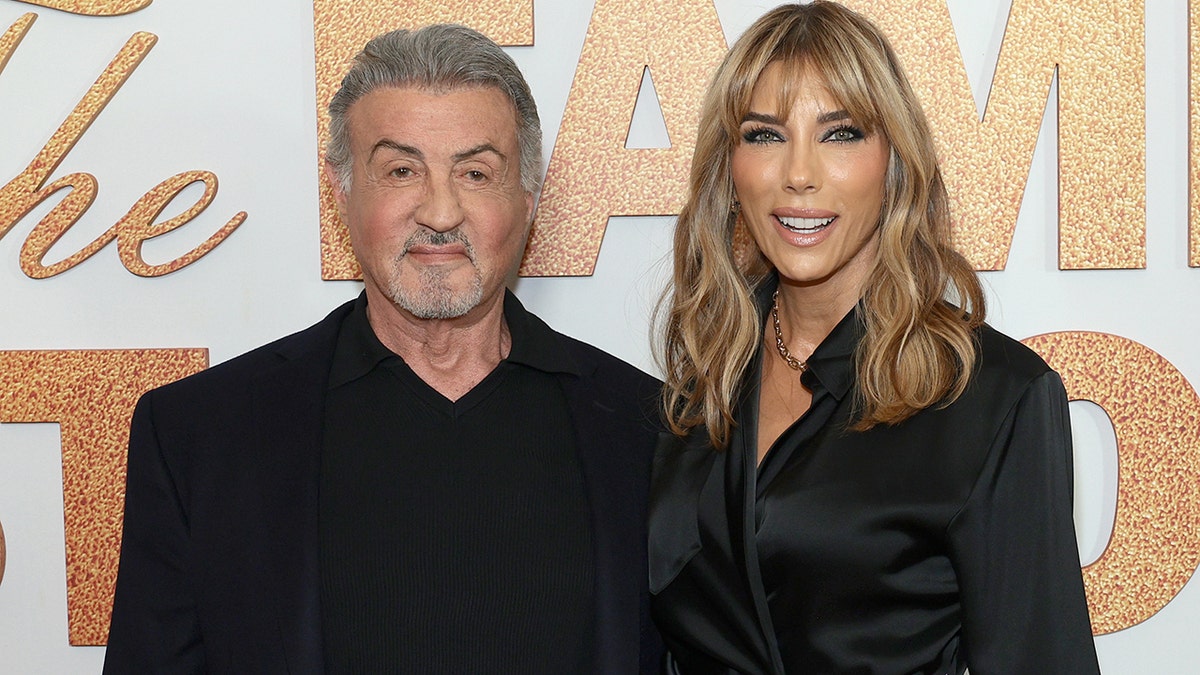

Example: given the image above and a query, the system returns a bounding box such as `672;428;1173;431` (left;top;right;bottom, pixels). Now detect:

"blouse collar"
753;274;862;404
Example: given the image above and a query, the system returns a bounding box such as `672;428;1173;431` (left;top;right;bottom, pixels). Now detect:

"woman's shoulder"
966;322;1060;401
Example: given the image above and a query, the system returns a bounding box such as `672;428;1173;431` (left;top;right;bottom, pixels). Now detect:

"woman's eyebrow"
817;109;851;124
741;111;784;125
740;109;852;125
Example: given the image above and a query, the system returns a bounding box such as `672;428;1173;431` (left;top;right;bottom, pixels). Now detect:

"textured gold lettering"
844;0;1145;270
1024;332;1200;635
11;0;152;16
113;171;246;277
0;13;34;73
0;349;208;645
0;30;157;276
519;0;726;276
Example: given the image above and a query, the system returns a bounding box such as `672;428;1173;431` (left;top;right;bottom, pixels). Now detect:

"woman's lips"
776;215;836;233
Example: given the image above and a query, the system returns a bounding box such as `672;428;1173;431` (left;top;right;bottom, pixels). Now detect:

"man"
104;24;662;673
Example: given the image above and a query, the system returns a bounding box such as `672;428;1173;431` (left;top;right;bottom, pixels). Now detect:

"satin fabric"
649;284;1099;674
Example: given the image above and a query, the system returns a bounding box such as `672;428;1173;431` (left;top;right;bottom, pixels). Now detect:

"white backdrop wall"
0;0;1196;672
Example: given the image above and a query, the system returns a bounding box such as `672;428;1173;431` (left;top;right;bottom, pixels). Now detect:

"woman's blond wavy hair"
658;1;985;449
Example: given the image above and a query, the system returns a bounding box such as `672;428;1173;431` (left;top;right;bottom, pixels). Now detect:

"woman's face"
732;62;890;297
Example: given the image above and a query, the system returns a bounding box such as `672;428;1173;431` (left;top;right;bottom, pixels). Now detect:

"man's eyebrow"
453;143;505;163
369;139;422;161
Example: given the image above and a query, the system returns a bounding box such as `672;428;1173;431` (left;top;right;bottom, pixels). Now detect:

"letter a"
520;0;726;276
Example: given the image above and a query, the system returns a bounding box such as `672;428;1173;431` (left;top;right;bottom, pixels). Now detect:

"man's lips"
404;244;468;258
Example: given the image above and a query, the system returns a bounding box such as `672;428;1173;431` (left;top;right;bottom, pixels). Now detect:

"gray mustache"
402;229;476;262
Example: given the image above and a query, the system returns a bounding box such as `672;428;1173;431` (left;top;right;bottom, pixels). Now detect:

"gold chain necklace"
771;289;807;372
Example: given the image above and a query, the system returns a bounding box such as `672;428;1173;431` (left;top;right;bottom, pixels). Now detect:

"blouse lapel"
649;431;716;594
731;354;787;674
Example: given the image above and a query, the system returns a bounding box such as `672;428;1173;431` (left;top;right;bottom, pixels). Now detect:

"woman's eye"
742;127;783;144
824;125;865;143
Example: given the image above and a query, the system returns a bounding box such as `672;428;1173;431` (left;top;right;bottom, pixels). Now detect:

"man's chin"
389;285;484;321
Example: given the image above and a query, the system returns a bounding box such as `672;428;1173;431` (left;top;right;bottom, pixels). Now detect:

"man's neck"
363;287;512;401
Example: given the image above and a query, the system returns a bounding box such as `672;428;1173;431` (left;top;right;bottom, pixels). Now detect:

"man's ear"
526;190;536;221
324;161;349;215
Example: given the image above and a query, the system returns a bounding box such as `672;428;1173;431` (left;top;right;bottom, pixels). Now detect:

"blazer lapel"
244;302;350;673
560;370;650;675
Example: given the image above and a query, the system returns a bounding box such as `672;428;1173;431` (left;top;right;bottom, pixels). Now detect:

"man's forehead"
346;84;520;150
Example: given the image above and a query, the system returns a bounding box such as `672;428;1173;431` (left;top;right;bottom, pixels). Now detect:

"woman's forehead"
743;59;877;126
746;62;837;114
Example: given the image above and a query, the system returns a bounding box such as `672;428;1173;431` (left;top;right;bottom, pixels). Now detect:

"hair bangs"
720;9;886;141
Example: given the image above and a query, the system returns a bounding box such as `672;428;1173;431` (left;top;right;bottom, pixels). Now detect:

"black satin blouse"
649;290;1099;674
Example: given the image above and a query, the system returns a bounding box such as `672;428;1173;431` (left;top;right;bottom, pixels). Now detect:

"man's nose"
414;176;465;232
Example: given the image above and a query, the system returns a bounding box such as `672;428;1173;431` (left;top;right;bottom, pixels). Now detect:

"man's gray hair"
326;24;543;194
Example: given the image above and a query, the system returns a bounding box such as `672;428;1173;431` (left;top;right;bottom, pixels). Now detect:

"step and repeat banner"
0;0;1197;671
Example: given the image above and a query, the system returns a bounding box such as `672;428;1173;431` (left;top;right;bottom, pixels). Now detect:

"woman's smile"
732;61;890;294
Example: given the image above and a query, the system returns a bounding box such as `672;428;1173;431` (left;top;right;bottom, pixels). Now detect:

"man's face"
328;85;534;320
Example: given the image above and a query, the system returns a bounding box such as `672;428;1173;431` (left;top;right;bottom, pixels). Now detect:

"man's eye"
391;167;413;177
465;170;489;181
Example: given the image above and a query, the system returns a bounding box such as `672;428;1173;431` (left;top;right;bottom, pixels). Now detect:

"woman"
650;2;1100;673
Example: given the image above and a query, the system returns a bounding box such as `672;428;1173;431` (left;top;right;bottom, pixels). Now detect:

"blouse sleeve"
946;371;1100;674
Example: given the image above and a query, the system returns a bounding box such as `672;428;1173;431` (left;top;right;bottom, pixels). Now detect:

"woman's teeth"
777;216;835;232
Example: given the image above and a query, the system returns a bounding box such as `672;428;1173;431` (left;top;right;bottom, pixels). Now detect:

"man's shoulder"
510;296;660;390
149;299;354;401
556;331;658;385
506;293;658;387
540;325;663;429
542;323;660;398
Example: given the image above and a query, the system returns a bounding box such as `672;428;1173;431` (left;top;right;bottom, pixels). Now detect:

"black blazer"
104;296;663;674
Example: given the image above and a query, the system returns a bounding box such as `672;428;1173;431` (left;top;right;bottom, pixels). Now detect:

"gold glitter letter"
0;13;35;73
11;0;152;16
0;350;208;645
844;1;1145;270
313;0;533;280
1024;333;1200;635
0;30;157;277
113;171;247;277
519;0;726;276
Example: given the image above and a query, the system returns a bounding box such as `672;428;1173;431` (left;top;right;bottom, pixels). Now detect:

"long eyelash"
824;124;865;143
741;125;782;144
